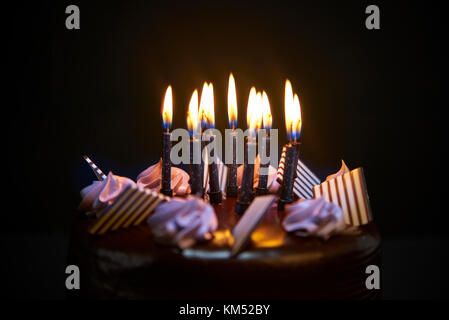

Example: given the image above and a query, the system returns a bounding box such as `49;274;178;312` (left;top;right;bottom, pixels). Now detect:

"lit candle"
226;73;239;198
256;91;272;196
201;82;222;204
198;82;208;197
161;85;173;197
278;80;302;210
187;89;203;196
236;87;262;214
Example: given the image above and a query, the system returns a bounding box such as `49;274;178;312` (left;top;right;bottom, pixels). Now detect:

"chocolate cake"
68;197;381;300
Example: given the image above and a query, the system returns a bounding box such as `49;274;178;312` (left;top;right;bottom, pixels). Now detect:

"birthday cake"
69;77;381;300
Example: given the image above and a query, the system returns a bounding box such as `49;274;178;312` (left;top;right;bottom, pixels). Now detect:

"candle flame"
247;88;263;135
199;82;215;129
228;73;238;129
207;83;215;128
293;93;302;140
199;82;208;129
284;80;302;141
187;89;199;135
262;91;272;130
247;87;257;129
252;91;263;130
162;85;173;131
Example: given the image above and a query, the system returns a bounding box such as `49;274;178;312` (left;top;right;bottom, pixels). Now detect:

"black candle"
256;133;270;196
200;139;206;197
187;89;202;197
160;86;173;197
236;136;256;214
160;131;173;197
226;130;238;197
206;133;222;204
277;142;299;210
279;79;302;210
189;136;203;196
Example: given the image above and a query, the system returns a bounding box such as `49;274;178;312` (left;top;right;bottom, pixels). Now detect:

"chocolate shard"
231;195;276;257
277;146;321;199
88;186;168;235
313;167;373;227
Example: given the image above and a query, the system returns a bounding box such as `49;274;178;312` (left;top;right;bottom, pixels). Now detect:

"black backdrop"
3;0;448;299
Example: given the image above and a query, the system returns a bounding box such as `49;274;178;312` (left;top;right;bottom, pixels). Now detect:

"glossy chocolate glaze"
69;198;381;300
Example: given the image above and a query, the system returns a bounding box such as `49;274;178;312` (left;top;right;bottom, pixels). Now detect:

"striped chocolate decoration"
203;156;228;197
83;155;107;181
88;185;169;235
277;146;321;199
313;167;372;226
231;194;276;257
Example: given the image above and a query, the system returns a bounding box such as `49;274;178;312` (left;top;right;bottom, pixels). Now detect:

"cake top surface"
73;198;380;270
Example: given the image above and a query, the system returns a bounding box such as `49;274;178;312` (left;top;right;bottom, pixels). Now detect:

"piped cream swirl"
325;160;350;181
137;159;190;196
283;197;346;240
79;172;136;213
148;196;218;249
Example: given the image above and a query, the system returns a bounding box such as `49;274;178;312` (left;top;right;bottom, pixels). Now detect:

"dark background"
2;0;447;299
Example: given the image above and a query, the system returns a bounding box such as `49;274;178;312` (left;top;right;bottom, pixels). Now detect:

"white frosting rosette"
283;197;346;240
137;159;190;196
148;196;218;249
79;172;136;213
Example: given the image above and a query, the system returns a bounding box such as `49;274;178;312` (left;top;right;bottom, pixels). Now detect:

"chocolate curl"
160;132;173;197
82;155;108;217
278;142;299;211
83;155;107;181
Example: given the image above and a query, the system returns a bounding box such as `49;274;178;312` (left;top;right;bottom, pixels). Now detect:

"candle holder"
189;137;203;197
236;136;256;214
256;134;270;196
278;142;299;211
226;132;238;198
160;131;173;197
